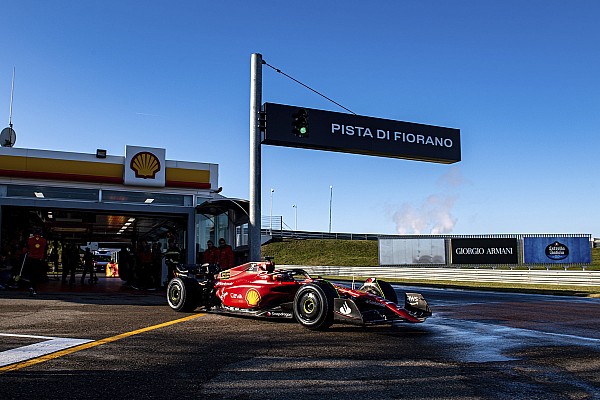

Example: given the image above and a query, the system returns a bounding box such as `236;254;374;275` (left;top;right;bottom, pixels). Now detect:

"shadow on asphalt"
0;277;166;306
0;289;166;306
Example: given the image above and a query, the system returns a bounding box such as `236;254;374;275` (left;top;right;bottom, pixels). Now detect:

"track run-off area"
1;282;599;399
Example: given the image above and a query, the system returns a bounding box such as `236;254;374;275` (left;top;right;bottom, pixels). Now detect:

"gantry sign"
262;103;461;164
248;53;461;262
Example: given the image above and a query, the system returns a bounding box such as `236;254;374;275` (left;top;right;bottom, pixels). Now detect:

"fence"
292;265;600;287
261;227;379;241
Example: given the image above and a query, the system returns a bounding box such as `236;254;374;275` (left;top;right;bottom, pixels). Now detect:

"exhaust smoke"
393;167;462;235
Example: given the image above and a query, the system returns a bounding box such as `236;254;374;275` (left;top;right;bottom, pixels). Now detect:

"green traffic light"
292;109;309;137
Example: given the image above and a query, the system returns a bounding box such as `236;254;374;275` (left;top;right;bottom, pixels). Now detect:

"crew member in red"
203;240;219;265
217;238;234;269
26;228;47;295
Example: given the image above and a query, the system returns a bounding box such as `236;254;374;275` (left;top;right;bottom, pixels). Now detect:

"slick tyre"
293;281;337;330
360;279;398;304
167;277;198;312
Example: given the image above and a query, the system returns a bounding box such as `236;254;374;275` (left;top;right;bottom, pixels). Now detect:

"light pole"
269;188;274;234
328;185;333;233
292;204;297;232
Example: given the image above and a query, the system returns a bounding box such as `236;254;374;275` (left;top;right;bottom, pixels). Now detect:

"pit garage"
0;145;245;286
2;205;188;252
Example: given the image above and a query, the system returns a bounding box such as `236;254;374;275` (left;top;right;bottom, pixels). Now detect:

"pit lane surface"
1;283;599;399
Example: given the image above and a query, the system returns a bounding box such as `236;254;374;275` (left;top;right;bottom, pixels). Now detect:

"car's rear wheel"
360;279;398;304
167;277;198;312
293;282;336;330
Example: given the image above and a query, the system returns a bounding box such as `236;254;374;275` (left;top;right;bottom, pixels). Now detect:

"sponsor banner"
523;237;591;264
124;146;166;187
379;238;446;266
263;103;461;164
451;238;518;264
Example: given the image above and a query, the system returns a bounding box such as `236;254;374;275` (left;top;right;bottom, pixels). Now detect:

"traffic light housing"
292;109;309;137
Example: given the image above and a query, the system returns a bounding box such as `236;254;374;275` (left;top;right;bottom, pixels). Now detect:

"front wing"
333;292;432;325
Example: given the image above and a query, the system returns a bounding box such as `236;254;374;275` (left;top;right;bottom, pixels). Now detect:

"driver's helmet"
256;257;276;274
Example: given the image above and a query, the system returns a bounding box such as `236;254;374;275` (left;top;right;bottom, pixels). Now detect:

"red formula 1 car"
166;258;431;330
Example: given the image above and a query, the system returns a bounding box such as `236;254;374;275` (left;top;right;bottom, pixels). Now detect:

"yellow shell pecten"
130;152;161;179
245;289;261;307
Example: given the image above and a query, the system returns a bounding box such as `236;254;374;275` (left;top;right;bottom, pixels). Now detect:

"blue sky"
1;1;598;237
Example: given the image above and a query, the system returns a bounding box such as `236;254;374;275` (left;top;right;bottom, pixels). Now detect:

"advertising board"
379;238;446;266
263;103;461;164
523;237;591;264
450;238;519;264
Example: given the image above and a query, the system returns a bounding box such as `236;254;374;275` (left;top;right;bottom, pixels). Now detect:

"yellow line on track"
0;313;205;374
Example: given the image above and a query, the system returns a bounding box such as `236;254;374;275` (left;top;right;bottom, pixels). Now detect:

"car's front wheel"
293;282;336;330
167;277;198;312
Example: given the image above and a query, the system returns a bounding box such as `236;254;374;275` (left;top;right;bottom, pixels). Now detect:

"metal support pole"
269;188;274;235
186;209;196;264
293;204;297;232
249;53;263;261
328;185;333;233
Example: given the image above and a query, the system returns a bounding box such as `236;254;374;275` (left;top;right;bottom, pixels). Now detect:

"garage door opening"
1;205;188;290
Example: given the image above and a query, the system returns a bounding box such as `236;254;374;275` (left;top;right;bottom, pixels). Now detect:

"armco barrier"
289;266;600;286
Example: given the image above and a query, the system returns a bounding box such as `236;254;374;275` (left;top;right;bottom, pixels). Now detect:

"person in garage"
217;238;234;269
61;243;78;285
81;247;96;284
26;228;47;295
203;240;219;265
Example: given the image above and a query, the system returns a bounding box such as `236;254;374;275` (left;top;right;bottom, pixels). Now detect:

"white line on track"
0;333;92;367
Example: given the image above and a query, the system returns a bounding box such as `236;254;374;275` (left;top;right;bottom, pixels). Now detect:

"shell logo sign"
130;151;161;179
124;146;166;187
245;288;261;307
